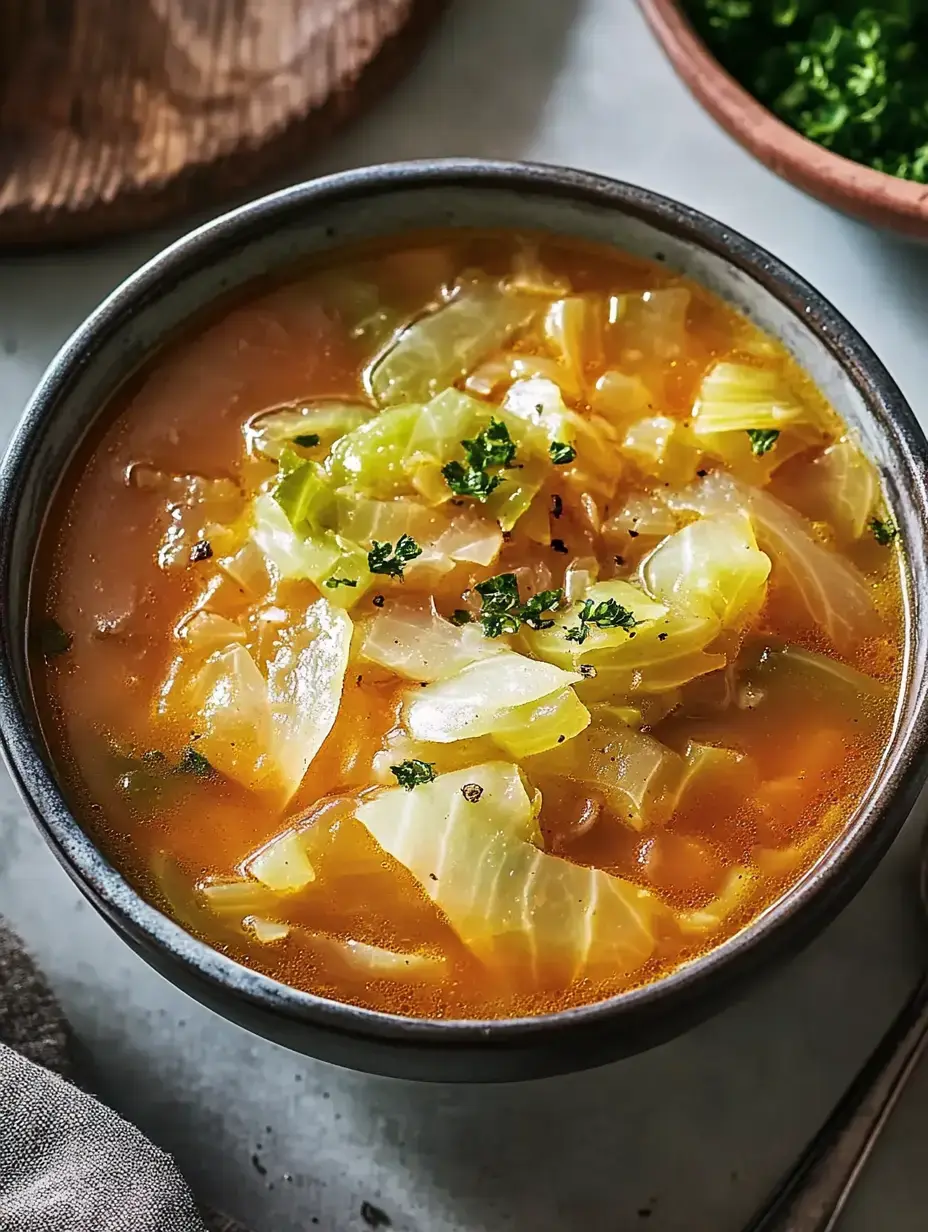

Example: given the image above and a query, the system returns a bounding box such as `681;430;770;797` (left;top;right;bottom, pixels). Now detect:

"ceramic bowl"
2;160;928;1082
640;0;928;239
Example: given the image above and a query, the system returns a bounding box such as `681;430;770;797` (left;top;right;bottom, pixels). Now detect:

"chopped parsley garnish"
293;433;321;448
474;573;563;637
441;418;516;502
36;617;72;659
178;746;213;777
450;609;473;626
746;428;780;456
565;598;640;645
870;516;899;546
325;576;358;589
368;534;422;578
549;440;576;465
390;759;436;790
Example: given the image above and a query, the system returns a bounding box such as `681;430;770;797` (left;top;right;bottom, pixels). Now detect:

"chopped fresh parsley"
368;534;422;578
746;428;780;456
565;598;640;645
441;460;502;502
870;516;899;546
35;617;72;659
390;759;436;791
293;433;321;448
442;418;516;502
474;573;563;637
549;440;576;465
325;576;358;589
450;609;473;626
178;746;213;778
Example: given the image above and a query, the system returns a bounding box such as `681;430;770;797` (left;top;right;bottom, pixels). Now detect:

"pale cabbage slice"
641;513;771;630
524;716;685;829
187;598;351;801
524;580;724;697
300;933;448;982
404;652;582;744
779;438;877;541
244;400;374;460
491;687;591;758
621;415;699;486
670;471;880;651
360;602;504;682
543;295;603;389
252;492;371;607
367;283;538;406
325;404;423;498
356;762;658;986
691;363;807;436
608;287;691;360
244;829;317;893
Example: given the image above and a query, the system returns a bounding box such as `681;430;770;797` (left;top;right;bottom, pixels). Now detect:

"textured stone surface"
3;1;928;1229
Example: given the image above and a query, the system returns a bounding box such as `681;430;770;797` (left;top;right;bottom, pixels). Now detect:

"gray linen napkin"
0;922;250;1232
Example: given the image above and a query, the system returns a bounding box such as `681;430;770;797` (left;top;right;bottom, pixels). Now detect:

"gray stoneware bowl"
2;160;928;1083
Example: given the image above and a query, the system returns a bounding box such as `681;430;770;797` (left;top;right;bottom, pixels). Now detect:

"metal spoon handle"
744;973;928;1232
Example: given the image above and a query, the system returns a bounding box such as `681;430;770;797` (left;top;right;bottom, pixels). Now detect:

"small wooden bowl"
639;0;928;239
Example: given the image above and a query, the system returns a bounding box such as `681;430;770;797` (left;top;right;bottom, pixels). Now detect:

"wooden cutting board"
0;0;447;247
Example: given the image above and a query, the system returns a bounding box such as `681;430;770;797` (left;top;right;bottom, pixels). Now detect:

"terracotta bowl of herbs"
640;0;928;239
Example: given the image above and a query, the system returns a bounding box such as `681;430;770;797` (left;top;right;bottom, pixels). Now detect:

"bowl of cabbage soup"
2;161;928;1081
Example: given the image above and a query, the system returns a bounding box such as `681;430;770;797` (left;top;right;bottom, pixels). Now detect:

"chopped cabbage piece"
781;438;877;541
679;869;755;935
590;370;653;426
199;876;282;920
253;492;371;606
178;612;247;653
621;415;699;486
333;493;440;548
404;652;581;744
525;715;685;829
244;828;316;892
524;579;668;667
748;644;889;701
246;917;291;944
691;363;807;436
608;287;691;360
670;472;880;651
356;762;658;985
603;493;676;545
300;933;448;982
245;400;374;460
360;602;504;682
465;352;580;400
491;687;591;758
543;295;603;389
641;513;771;629
367;283;538;406
187;598;351;800
325;404;423;498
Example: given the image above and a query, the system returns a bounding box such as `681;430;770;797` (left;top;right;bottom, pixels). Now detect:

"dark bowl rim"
2;157;928;1053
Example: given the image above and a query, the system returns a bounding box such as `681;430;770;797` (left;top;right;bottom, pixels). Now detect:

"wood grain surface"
0;0;447;247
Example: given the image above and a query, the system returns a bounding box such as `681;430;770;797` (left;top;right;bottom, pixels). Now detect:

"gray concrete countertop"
2;2;928;1229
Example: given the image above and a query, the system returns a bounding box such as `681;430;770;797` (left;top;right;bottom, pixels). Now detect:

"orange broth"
32;231;902;1019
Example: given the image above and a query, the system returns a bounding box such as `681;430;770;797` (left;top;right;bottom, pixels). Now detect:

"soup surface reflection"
34;231;902;1019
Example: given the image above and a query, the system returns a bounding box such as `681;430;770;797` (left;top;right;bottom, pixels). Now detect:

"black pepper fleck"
579;664;597;678
551;538;569;554
697;468;708;478
461;782;484;803
657;632;668;641
628;529;639;539
614;555;625;566
372;595;385;608
557;735;566;743
189;539;213;563
550;494;563;519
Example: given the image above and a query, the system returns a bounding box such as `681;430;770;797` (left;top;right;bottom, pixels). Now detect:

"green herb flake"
549;440;576;465
367;534;423;579
746;428;780;456
178;747;213;778
475;573;563;637
36;617;72;659
565;598;640;645
293;433;321;448
390;759;436;791
442;418;516;502
450;609;473;626
325;576;358;589
870;516;899;546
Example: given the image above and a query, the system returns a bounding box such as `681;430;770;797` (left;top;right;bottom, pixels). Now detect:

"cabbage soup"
33;232;902;1020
